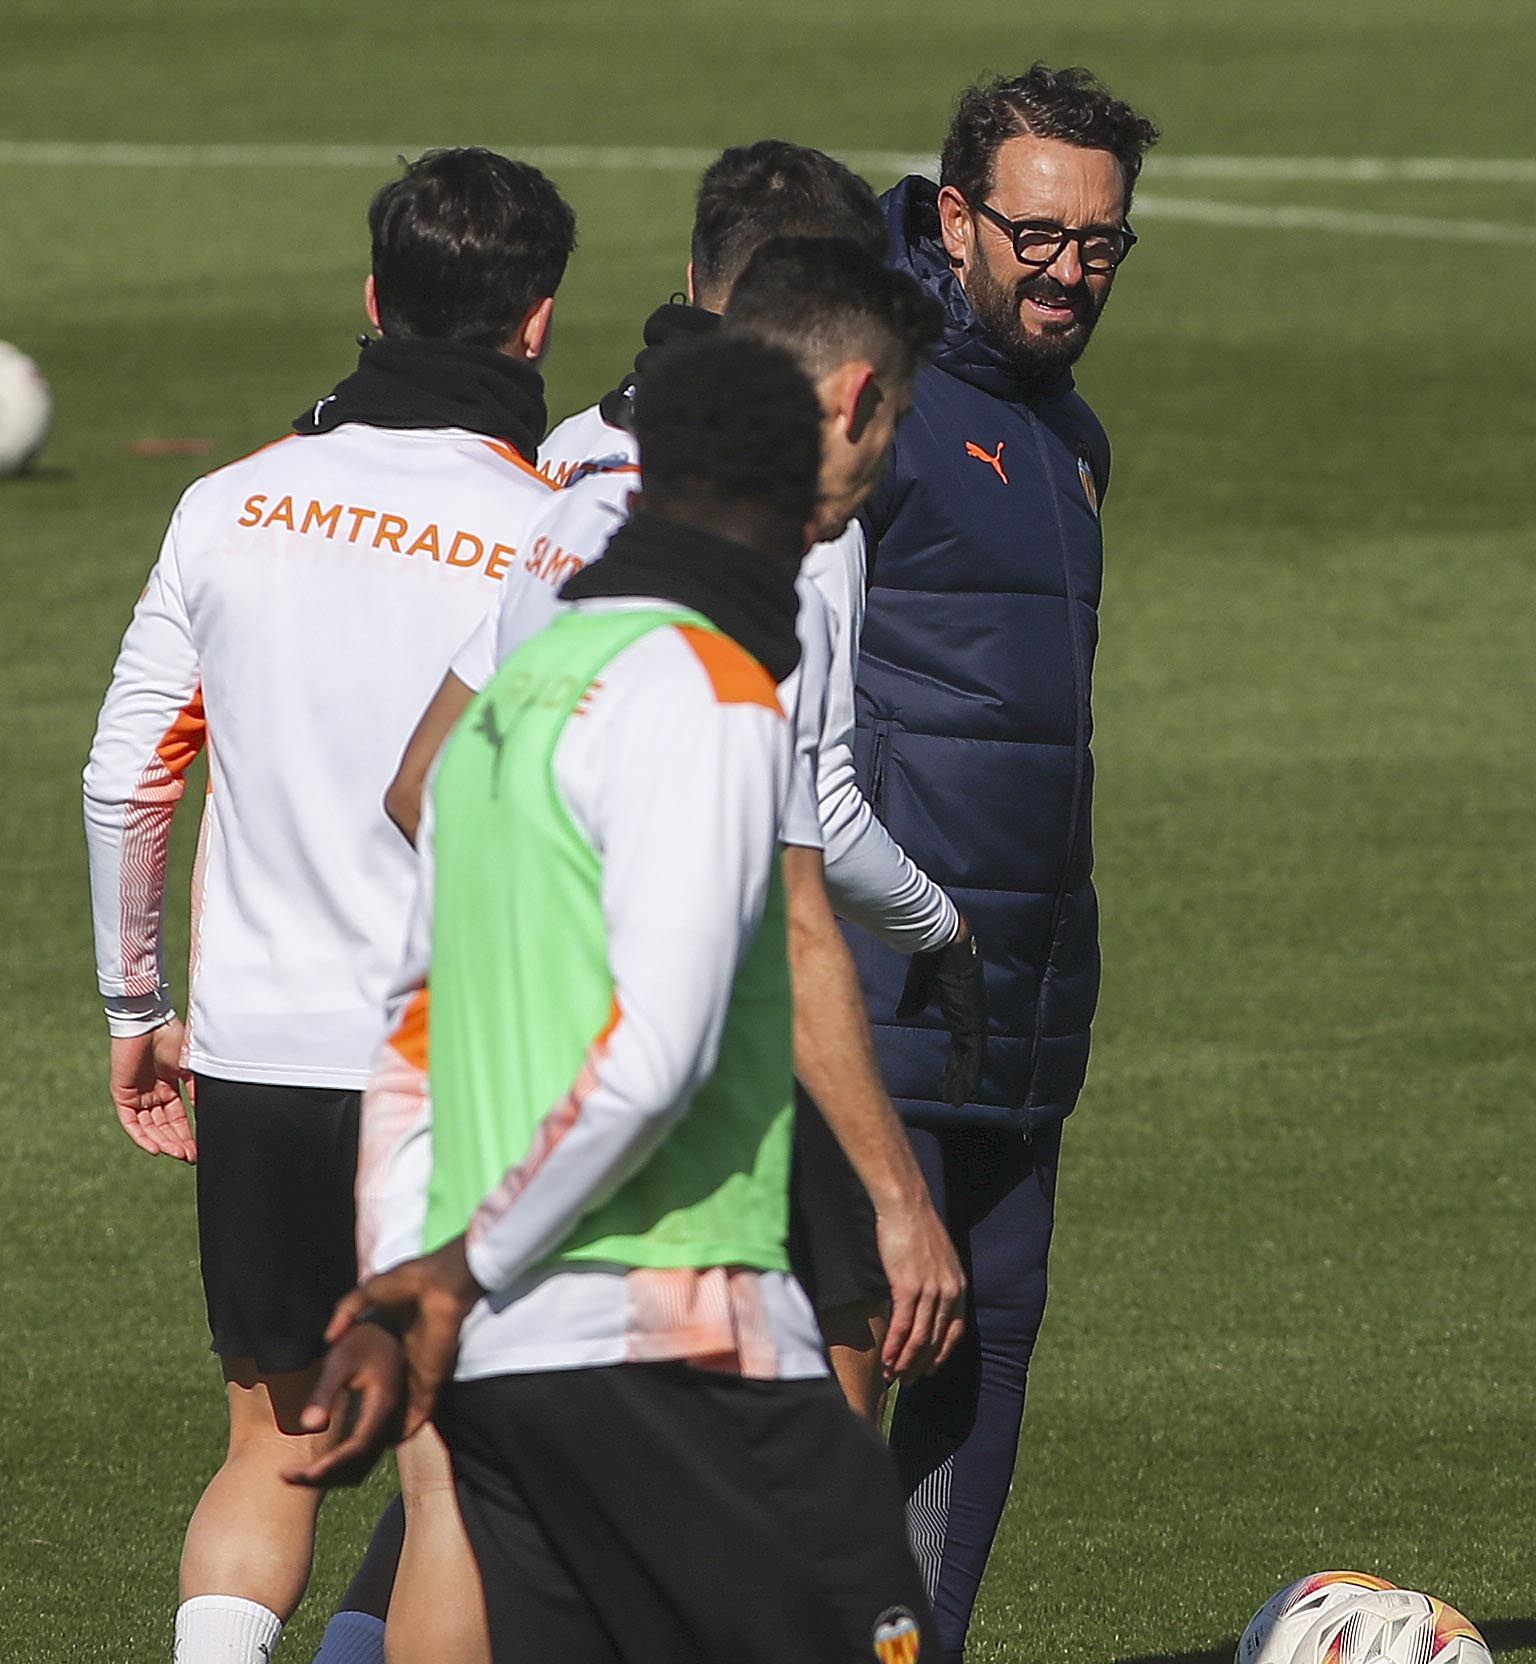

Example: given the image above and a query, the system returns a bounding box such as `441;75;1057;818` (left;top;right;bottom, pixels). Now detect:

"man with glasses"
844;65;1159;1662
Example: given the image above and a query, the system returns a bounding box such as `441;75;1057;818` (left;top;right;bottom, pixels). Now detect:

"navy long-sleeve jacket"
849;176;1111;1134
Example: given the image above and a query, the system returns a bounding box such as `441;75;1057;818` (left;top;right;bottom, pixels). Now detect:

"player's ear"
513;296;557;362
364;274;382;333
685;261;697;304
825;363;880;442
937;185;974;271
847;368;882;444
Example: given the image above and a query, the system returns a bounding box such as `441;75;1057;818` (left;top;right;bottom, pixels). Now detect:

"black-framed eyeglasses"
971;201;1137;273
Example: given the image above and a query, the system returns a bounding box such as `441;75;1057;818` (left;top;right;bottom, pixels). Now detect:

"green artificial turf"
2;3;1533;1659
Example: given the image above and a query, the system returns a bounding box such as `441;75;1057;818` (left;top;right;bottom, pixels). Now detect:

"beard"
963;258;1108;394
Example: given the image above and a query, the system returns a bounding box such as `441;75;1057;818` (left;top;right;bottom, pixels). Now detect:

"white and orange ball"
0;341;52;477
1237;1572;1399;1664
1295;1590;1491;1664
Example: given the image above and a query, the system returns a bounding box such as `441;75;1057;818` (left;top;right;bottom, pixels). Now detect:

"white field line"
1133;192;1536;247
1;140;1535;185
2;141;1533;245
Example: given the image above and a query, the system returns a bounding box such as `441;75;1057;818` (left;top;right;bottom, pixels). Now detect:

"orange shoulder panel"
389;986;430;1072
481;438;557;488
674;625;781;714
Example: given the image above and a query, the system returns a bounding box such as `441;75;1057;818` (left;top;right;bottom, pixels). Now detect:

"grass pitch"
2;3;1534;1659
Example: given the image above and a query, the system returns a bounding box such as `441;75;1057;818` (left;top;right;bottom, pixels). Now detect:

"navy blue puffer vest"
850;176;1111;1134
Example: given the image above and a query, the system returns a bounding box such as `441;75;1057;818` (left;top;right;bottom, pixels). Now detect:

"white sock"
174;1595;283;1663
310;1611;386;1664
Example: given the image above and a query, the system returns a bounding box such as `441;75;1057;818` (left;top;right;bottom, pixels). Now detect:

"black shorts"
437;1364;935;1664
786;1082;889;1315
193;1074;360;1374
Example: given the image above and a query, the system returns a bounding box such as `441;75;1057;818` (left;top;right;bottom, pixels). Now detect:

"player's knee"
818;1298;887;1353
222;1357;331;1444
397;1423;459;1504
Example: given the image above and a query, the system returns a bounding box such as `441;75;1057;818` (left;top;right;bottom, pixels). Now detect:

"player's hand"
895;920;988;1107
320;1236;484;1439
285;1321;407;1488
875;1196;966;1383
109;1022;196;1162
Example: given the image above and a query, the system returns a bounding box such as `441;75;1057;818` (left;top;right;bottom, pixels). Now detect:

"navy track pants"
889;1122;1060;1663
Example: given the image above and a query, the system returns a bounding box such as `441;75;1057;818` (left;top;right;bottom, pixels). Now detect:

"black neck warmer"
597;303;720;431
293;337;547;461
560;508;802;683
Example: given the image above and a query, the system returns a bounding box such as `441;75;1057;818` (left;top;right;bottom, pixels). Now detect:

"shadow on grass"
1482;1619;1536;1655
1109;1618;1536;1664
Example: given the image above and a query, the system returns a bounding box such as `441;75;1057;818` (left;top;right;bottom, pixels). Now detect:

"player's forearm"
83;532;204;1023
820;785;960;956
814;710;957;954
785;852;927;1216
463;1005;706;1294
357;1042;435;1278
84;763;185;1029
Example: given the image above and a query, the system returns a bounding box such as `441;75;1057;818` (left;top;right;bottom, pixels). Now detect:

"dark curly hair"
690;141;885;308
368;148;576;346
634;335;822;531
724;236;942;385
941;65;1161;210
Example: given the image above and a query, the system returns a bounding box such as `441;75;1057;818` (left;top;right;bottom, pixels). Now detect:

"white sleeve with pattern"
357;792;438;1277
82;497;207;1035
802;523;959;955
463;633;788;1295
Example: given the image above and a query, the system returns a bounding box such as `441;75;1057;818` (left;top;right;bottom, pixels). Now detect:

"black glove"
896;930;988;1108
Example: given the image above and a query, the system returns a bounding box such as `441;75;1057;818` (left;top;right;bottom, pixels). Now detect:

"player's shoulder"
600;614;784;721
537;403;632;488
195;426;555;500
182;431;301;502
799;522;865;618
472;434;562;496
543;432;639;515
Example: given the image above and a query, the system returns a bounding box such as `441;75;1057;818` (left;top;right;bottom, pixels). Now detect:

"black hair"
723;236;942;385
367;148;576;346
941;64;1161;209
634;335;822;531
690;141;885;307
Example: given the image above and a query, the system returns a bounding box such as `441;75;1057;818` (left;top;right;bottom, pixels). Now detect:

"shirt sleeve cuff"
464;1221;513;1300
914;892;962;956
104;988;177;1038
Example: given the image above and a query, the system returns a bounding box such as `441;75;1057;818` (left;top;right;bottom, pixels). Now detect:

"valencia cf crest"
1077;454;1099;518
872;1606;922;1663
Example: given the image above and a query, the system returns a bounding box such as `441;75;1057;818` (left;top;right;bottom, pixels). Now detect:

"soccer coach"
848;66;1159;1660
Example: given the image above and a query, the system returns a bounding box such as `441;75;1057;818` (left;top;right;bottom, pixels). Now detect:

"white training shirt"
359;599;827;1381
83;424;557;1087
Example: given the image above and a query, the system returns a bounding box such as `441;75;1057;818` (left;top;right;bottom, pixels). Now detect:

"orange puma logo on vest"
965;439;1008;484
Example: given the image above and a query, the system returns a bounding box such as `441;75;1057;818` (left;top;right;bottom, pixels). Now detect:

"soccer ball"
0;341;53;477
1237;1572;1399;1664
1293;1589;1491;1664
